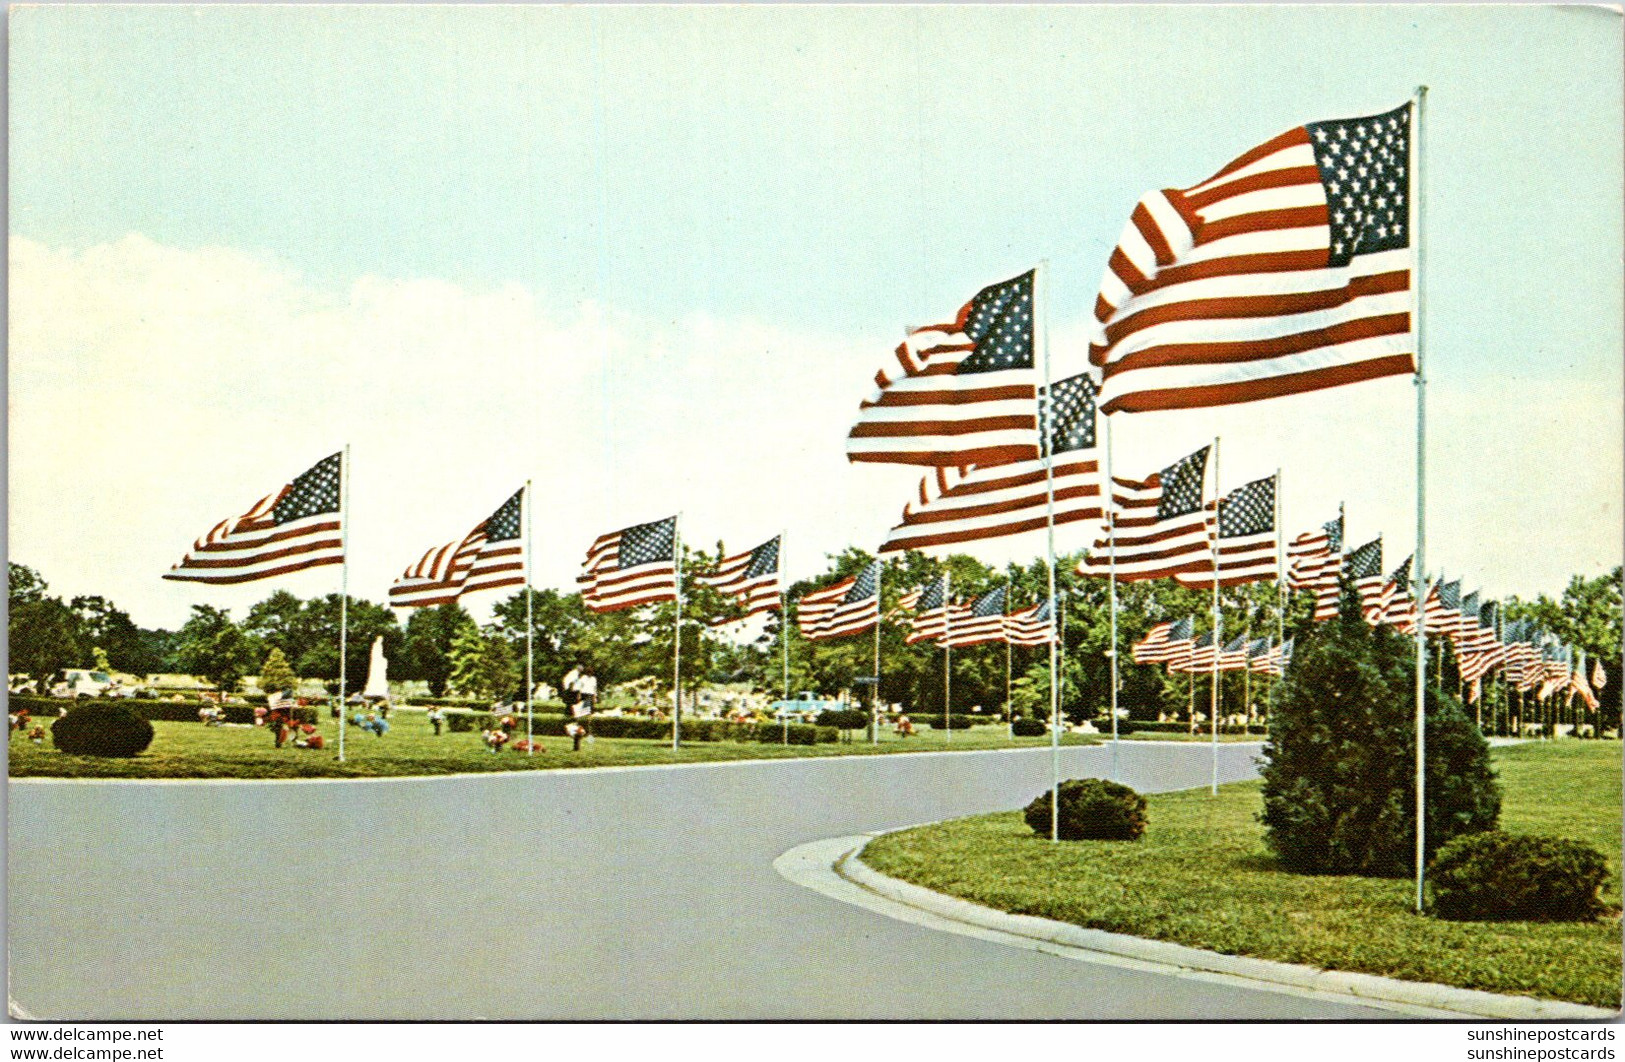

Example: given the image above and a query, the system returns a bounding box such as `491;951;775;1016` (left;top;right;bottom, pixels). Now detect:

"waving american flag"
165;452;344;585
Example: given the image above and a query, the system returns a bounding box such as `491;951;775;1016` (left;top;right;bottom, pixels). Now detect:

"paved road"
8;741;1392;1020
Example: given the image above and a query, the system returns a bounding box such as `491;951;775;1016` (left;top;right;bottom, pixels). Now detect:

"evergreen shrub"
51;702;154;757
1023;778;1148;841
1259;603;1500;876
1429;832;1610;922
1010;717;1048;737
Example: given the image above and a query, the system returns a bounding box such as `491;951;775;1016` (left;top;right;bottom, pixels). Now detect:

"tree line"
8;557;1619;725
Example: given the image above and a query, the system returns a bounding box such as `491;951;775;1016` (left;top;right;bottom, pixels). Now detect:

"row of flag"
1133;617;1293;678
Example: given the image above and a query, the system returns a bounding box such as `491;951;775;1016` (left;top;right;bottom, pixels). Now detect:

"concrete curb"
833;837;1616;1021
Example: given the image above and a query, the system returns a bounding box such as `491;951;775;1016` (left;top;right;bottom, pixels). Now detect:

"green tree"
8;563;48;609
446;626;520;701
9;596;84;682
1259;610;1500;876
259;647;298;695
401;603;477;696
174;605;258;692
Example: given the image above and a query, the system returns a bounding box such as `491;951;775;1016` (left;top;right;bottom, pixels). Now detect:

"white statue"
362;636;390;700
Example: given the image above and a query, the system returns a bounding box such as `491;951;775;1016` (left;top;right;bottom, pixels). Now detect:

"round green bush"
1023;778;1148;841
815;708;871;731
1092;716;1136;736
51;702;154;757
1010;716;1048;737
1429;831;1609;922
1259;608;1500;876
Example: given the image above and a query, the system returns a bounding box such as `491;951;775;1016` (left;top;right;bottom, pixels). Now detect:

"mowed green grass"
6;713;1097;780
863;740;1623;1008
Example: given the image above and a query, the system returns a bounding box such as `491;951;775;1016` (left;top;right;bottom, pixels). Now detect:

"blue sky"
10;5;1622;629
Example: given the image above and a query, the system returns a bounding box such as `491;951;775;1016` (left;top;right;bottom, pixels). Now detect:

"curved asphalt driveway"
8;741;1392;1020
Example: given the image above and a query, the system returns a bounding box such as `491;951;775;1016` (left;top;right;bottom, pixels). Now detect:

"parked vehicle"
50;669;117;699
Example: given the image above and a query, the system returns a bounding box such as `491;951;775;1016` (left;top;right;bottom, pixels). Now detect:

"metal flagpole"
524;481;534;755
1005;605;1014;738
1412;84;1430;914
1244;621;1253;727
1106;415;1120;780
673;514;683;751
943;569;952;743
872;563;882;745
781;531;790;703
1038;260;1061;843
337;444;350;763
1210;436;1222;795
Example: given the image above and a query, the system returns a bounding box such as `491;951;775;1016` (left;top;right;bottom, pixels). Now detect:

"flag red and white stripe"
1088;105;1415;415
848;271;1039;467
696;536;782;621
165;453;344;585
942;586;1009;649
1078;446;1211;583
389;488;525;608
1004;599;1056;647
578;516;678;613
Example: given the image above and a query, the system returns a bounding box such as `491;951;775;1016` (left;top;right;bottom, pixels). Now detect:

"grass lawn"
6;714;1097;780
862;740;1622;1009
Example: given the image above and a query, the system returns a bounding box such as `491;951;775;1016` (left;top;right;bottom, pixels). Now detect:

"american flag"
1218;635;1251;671
879;373;1102;554
1537;642;1572;701
1158;620;1200;672
1508;623;1544;692
1343;537;1386;622
165;453;344;585
1422;579;1462;636
1457;603;1504;685
696;536;782;621
904;576;952;645
1136;616;1195;665
1287;513;1344;621
578;516;678;613
1078;446;1211;582
1004;598;1057;647
1572;650;1600;711
1175;474;1278;587
1132;619;1175;663
944;586;1009;648
848;270;1039;467
1246;637;1277;675
1452;591;1492;654
1088;104;1414;414
1376;556;1416;631
1173;631;1219;674
803;561;882;641
389;487;525;608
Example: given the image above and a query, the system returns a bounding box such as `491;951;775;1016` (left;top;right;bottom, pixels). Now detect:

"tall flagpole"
524;481;534;756
1038;260;1061;843
1412;85;1430;914
872;562;882;744
943;568;952;743
338;444;350;764
673;514;683;751
780;530;790;704
1106;415;1120;780
1005;599;1014;737
1210;436;1222;795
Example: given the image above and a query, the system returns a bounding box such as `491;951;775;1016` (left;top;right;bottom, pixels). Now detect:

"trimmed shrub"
1260;613;1500;876
1010;717;1048;737
816;708;871;732
1429;832;1610;922
1023;778;1148;841
1092;717;1137;736
910;714;977;730
51;702;154;757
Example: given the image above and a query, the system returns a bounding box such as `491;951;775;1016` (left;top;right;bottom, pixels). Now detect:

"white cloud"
9;234;1620;631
